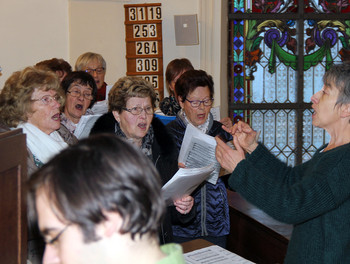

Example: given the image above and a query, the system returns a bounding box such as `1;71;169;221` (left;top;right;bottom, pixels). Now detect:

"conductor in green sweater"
215;62;350;264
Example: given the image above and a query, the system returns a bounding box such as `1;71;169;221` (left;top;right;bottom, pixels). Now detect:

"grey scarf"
178;109;213;134
114;121;154;159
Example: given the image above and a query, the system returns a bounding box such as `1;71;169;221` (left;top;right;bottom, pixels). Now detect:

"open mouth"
138;123;147;129
75;104;83;110
52;113;60;121
311;106;315;114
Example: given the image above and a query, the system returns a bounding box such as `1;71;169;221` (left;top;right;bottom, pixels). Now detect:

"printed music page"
179;123;220;184
184;245;254;264
74;114;102;139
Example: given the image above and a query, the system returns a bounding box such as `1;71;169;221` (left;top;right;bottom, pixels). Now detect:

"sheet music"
179;124;220;185
74;114;101;139
184;245;254;264
162;165;215;206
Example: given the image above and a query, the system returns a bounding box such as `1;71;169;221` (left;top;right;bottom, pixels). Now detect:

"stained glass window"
228;0;350;165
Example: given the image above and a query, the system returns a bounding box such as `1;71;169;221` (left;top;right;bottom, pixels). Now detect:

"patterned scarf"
178;109;213;134
114;121;154;159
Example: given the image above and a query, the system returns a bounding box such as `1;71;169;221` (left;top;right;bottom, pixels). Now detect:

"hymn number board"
124;3;164;100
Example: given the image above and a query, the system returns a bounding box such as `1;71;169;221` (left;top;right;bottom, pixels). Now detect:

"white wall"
0;0;227;115
69;0;201;97
0;0;69;89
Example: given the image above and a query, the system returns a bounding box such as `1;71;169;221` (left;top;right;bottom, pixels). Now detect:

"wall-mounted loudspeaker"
174;14;199;46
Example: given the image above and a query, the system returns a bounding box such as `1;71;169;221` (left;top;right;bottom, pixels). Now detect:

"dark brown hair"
28;134;165;243
175;69;214;102
165;58;194;95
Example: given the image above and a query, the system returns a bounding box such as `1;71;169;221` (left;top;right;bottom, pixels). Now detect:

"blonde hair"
75;52;106;71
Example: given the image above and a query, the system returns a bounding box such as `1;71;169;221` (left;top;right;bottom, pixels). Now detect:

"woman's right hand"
222;121;259;154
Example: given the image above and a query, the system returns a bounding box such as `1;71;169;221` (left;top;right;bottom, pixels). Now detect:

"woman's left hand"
174;195;194;214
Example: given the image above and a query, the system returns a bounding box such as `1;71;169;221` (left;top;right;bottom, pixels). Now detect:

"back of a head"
36;58;72;74
28;134;165;243
75;52;106;71
165;58;194;92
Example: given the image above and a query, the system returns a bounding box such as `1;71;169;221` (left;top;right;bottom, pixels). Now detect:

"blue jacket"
167;117;232;238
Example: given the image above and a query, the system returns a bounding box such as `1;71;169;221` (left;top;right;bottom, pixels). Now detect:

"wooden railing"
227;190;293;264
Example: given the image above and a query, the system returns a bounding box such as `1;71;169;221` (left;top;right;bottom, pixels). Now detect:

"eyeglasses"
45;225;70;247
31;94;61;105
122;106;154;115
85;67;105;75
67;90;94;100
185;98;213;108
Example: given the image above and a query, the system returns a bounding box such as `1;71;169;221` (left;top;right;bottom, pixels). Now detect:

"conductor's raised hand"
222;121;258;154
215;135;245;173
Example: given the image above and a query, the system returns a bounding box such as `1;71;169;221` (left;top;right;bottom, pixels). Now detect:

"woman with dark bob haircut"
166;69;232;248
60;71;98;135
90;76;195;244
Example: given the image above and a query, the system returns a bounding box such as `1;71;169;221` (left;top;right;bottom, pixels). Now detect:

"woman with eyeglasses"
0;66;78;174
166;69;233;248
60;71;98;136
90;76;195;244
0;66;77;264
75;52;107;101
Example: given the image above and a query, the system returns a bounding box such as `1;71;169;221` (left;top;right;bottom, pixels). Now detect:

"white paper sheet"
74;114;102;139
184;245;254;264
179;124;220;185
162;164;215;205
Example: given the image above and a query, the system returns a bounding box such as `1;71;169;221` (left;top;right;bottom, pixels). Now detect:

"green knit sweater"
229;143;350;263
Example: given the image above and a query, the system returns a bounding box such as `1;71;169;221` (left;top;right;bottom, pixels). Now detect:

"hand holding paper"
162;164;215;206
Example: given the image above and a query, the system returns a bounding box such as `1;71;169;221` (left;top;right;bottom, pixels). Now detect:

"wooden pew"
227;190;293;264
0;129;27;264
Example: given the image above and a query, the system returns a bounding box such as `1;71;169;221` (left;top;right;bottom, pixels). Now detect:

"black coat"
90;112;195;243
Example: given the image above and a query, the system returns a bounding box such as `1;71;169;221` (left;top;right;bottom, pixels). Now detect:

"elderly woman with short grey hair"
90;76;195;244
